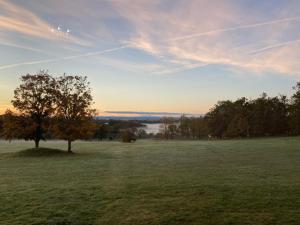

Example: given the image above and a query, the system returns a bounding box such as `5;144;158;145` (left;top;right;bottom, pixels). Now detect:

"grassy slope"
0;138;300;225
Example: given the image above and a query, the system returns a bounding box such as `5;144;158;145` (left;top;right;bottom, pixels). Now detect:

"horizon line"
103;111;203;116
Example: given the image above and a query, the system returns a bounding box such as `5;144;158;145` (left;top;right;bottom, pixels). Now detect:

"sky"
1;0;300;116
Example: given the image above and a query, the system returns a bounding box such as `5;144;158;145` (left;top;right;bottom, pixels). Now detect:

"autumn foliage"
1;72;96;152
9;73;55;148
51;75;96;152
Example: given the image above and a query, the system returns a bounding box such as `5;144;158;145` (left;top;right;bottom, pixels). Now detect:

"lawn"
0;138;300;225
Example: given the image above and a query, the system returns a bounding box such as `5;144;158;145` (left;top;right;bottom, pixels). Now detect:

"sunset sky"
1;0;300;115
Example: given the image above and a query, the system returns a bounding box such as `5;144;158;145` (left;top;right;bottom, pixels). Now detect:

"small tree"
1;110;36;141
11;72;56;148
0;114;3;137
121;128;137;143
51;75;96;153
94;124;108;140
289;82;300;135
137;128;147;139
159;117;177;139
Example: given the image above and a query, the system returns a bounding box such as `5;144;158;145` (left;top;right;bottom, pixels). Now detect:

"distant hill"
97;112;203;121
95;116;163;121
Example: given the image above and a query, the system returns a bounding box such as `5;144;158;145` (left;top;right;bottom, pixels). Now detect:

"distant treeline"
158;82;300;139
0;116;148;141
1;72;300;146
92;119;146;140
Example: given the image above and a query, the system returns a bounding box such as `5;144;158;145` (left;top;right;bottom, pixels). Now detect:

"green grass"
15;148;73;157
0;137;300;225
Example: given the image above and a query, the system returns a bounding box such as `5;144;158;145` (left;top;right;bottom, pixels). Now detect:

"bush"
121;129;136;143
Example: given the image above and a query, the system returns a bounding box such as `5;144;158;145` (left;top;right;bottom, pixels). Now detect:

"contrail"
169;16;300;42
0;45;129;70
248;39;300;55
0;41;50;54
154;62;208;75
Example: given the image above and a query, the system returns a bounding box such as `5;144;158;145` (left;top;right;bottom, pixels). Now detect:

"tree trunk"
68;140;72;153
35;139;40;149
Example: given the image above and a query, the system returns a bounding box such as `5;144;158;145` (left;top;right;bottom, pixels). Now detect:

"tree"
94;124;108;140
121;128;137;142
137;128;147;139
179;115;191;138
1;110;36;141
178;115;209;139
224;98;250;138
159;117;178;139
206;100;236;138
0;114;3;137
289;83;300;135
11;72;56;148
51;75;96;153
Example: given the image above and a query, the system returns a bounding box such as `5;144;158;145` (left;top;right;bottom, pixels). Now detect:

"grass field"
1;138;300;225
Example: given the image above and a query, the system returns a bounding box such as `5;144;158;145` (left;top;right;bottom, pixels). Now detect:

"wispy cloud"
169;16;300;42
0;39;50;54
0;0;87;45
0;45;129;70
154;63;209;75
112;0;300;76
2;0;300;77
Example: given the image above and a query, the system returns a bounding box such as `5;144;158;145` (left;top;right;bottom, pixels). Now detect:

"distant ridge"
104;111;184;116
96;112;203;121
96;116;163;121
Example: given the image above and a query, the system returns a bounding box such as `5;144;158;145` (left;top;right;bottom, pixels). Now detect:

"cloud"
111;0;300;76
103;111;202;117
154;62;209;75
169;16;300;42
2;0;300;77
0;45;129;70
0;38;51;54
105;111;181;115
0;0;86;45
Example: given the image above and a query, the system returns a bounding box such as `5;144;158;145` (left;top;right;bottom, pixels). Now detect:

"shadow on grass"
15;148;75;157
42;221;92;225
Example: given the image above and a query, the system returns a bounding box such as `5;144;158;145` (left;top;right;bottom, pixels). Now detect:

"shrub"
121;128;136;143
